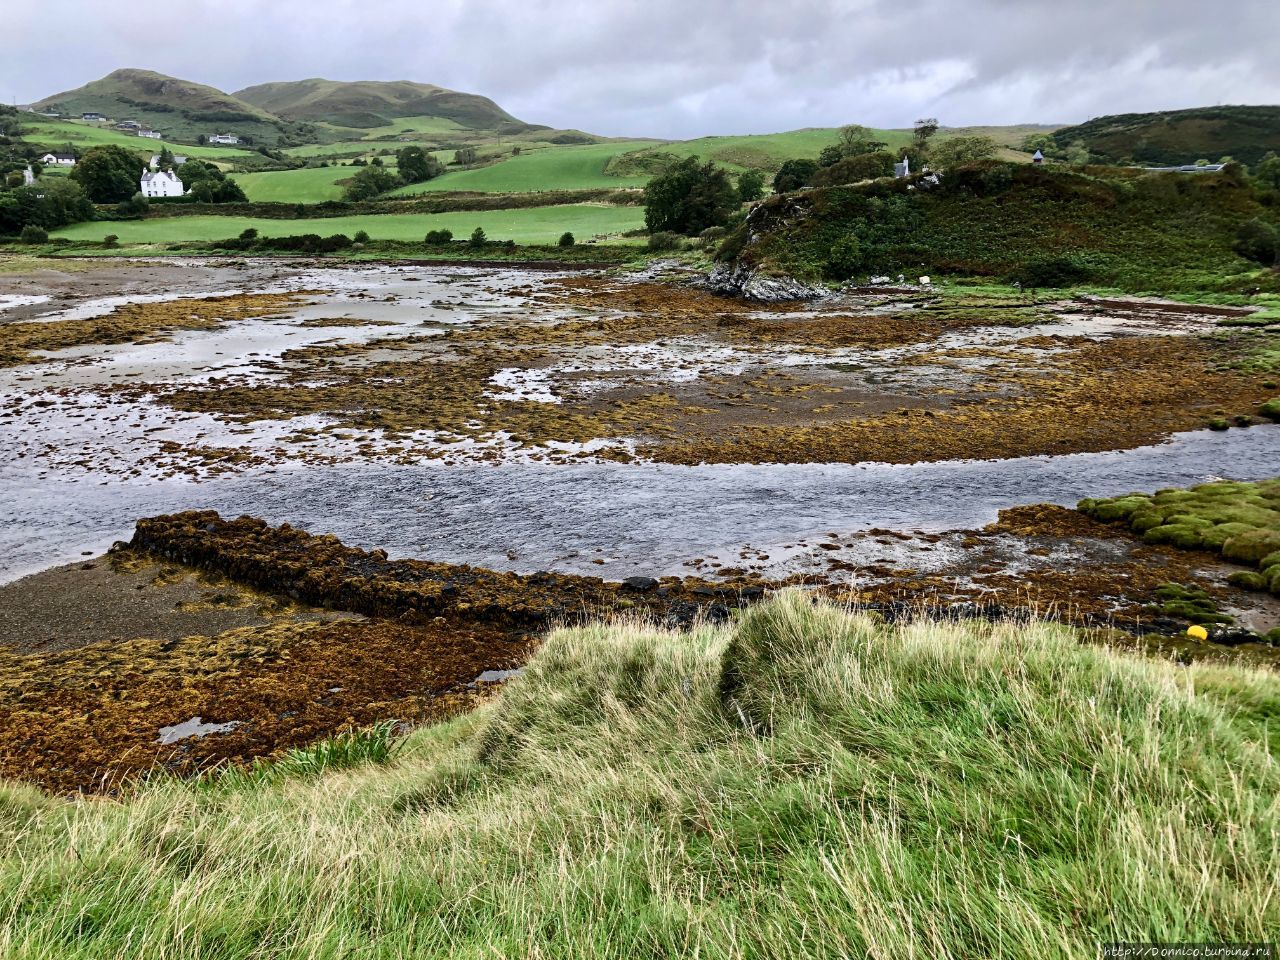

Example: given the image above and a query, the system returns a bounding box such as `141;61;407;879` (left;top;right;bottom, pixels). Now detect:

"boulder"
697;263;829;303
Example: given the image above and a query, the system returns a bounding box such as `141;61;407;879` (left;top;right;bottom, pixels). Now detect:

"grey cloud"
5;0;1278;138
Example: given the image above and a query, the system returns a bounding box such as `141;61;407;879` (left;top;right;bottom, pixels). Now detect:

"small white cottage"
40;152;76;167
139;168;184;198
208;133;240;145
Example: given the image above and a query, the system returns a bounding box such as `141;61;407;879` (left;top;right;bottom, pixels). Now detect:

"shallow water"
3;425;1277;584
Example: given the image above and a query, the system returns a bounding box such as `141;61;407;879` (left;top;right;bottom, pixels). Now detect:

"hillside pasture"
234;165;398;203
50;204;646;244
21;117;259;164
386;141;653;195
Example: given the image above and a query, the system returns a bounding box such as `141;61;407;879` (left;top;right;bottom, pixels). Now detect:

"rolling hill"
1049;106;1280;166
33;69;292;145
234;78;539;134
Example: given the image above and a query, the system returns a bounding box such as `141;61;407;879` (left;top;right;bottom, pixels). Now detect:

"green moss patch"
1080;479;1280;593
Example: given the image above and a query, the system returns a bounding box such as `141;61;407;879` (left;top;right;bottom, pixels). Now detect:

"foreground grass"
50;203;646;245
1;592;1276;958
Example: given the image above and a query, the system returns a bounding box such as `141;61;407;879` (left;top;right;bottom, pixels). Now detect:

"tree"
913;118;940;146
929;136;999;169
809;151;896;187
558;231;575;247
180;160;248;203
1234;219;1279;266
341;165;401;201
469;227;487;247
156;146;175;171
773;158;819;193
453;147;478;166
737;169;766;202
643;156;739;235
396;145;444;184
196;134;207;145
70;145;141;203
818;145;845;168
21;178;94;229
837;124;888;157
1254;152;1280;190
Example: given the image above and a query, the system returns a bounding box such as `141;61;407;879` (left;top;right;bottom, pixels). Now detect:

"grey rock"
622;576;659;591
697;263;829;303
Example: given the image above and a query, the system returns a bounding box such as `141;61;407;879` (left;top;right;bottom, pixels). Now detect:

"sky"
6;0;1280;139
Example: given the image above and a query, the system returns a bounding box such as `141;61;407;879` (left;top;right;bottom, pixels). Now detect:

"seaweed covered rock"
127;511;765;628
1079;479;1280;593
698;263;829;303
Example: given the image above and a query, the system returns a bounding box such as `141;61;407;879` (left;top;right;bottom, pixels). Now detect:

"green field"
51;203;645;244
386;141;653;195
609;124;1049;175
233;165;398;203
22;116;259;164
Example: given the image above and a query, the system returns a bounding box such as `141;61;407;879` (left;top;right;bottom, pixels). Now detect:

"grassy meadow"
0;592;1275;957
234;165;396;203
386;141;652;195
21;117;258;165
51;203;645;244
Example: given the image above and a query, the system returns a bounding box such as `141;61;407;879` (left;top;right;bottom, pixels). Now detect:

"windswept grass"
0;593;1276;957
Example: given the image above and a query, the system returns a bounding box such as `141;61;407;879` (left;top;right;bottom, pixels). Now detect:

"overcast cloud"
6;0;1279;138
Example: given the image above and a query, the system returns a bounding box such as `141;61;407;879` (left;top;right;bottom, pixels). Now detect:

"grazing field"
607;124;1049;175
234;164;396;203
20;116;259;164
50;203;645;244
0;593;1274;957
387;141;653;195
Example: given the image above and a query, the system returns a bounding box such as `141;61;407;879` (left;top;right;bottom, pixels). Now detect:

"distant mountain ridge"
1050;105;1280;166
233;78;539;133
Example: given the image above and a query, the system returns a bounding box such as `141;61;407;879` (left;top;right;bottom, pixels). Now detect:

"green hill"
1;592;1275;956
234;78;538;134
32;69;292;146
723;163;1280;291
1050;106;1280;166
607;124;1059;175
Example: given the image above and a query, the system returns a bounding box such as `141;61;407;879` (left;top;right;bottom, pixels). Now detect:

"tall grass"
0;592;1276;958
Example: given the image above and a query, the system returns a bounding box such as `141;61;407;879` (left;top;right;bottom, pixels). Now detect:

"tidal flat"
2;255;1279;791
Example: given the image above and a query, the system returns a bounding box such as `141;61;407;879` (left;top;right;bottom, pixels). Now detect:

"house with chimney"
39;152;77;167
139;168;184;198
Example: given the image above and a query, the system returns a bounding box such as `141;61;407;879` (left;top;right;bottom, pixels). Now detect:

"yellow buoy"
1186;625;1209;641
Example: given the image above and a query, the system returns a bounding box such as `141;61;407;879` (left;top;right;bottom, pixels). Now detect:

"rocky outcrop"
697;263;829;303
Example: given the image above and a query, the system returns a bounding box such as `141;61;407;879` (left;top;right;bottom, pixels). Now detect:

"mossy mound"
1079;479;1280;594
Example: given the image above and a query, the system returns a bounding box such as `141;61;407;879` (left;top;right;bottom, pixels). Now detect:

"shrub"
239;227;259;241
102;234;119;248
424;229;453;245
810;152;895;188
558;232;575;247
646;231;685;252
353;230;370;244
1233;218;1279;265
643;156;739;234
1013;254;1095;287
773;158;819;193
825;234;865;279
19;224;48;244
469;227;487;248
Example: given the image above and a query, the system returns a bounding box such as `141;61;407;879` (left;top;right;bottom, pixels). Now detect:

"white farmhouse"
137;129;163;139
40;152;77;167
208;133;240;145
140;168;185;198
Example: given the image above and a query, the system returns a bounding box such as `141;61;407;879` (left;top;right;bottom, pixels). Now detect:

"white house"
80;112;106;121
208;133;240;145
137;129;163;139
149;154;188;169
140;168;185;198
1032;150;1045;165
40;152;76;167
894;155;911;178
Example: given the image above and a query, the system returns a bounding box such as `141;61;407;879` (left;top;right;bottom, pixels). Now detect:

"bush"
810;152;895;188
1013;254;1095;287
646;231;685;252
19;224;48;244
773;158;819;193
469;227;487;248
353;230;370;244
643;156;739;235
425;229;453;245
558;231;575;247
103;234;119;248
826;234;865;279
1233;218;1279;265
239;227;258;241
